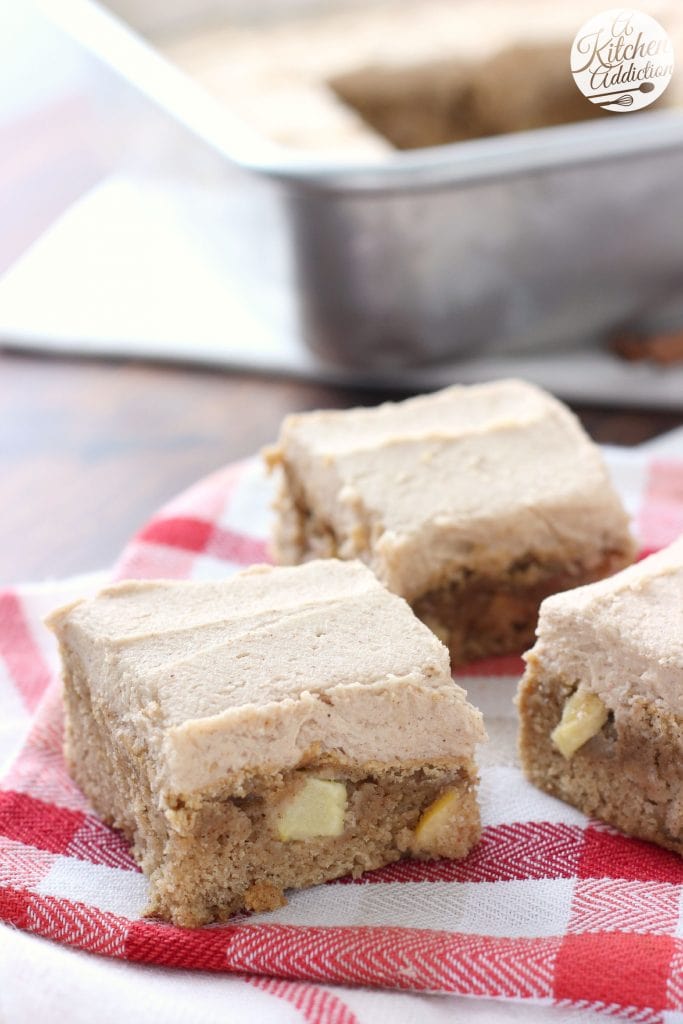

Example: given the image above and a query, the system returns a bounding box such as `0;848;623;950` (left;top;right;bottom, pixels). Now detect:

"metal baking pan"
39;0;683;371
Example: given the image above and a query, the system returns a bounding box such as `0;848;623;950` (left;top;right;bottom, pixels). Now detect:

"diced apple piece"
551;689;608;759
276;778;347;841
412;788;461;852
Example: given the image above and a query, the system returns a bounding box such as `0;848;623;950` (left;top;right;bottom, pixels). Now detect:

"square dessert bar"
48;560;485;926
266;380;635;665
518;536;683;855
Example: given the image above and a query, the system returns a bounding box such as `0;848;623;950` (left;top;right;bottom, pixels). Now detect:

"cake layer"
150;760;481;926
268;380;635;603
413;547;628;665
518;664;683;856
529;536;683;715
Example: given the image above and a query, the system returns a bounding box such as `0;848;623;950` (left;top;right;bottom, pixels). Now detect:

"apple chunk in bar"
48;560;486;926
266;380;635;665
517;536;683;855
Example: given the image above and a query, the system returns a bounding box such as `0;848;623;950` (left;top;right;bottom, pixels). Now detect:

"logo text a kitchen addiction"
571;9;674;113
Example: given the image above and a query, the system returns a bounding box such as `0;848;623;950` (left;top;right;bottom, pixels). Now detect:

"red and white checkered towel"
2;440;683;1024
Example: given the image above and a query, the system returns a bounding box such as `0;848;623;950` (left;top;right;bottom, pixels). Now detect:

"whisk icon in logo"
571;8;674;112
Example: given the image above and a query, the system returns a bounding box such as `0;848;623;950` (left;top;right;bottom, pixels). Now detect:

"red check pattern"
1;450;683;1023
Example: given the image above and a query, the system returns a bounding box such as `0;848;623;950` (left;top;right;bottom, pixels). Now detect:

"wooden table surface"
2;348;682;585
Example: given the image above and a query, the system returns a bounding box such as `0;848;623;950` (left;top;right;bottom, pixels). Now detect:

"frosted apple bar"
48;560;486;926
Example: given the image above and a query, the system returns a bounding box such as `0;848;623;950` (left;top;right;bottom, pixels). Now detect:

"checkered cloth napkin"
2;440;683;1024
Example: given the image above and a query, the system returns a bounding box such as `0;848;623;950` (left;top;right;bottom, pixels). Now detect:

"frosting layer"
48;560;485;796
